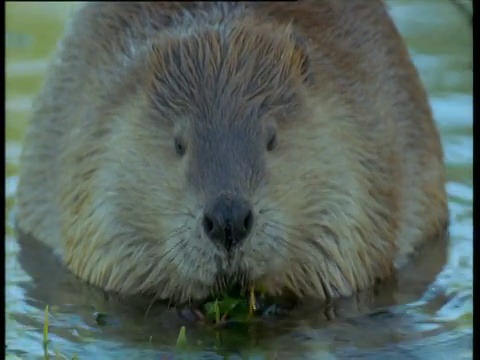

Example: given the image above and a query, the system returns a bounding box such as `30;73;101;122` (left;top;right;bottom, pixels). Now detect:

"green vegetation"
43;305;79;360
43;305;49;358
203;289;258;325
176;326;188;349
41;289;269;359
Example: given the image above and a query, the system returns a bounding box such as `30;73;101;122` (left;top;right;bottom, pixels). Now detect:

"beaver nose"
203;194;254;250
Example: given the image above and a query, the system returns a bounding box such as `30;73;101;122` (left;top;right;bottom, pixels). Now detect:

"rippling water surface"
5;1;472;359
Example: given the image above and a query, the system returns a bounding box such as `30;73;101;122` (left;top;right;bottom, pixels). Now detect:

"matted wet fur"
16;1;448;305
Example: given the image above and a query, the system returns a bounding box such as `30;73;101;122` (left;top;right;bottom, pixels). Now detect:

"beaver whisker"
144;295;158;318
257;230;292;263
258;226;332;269
262;219;304;236
261;225;323;259
147;239;193;303
141;199;197;217
137;230;190;276
213;273;231;295
260;222;358;298
151;208;196;217
211;270;254;296
257;206;281;215
140;223;191;244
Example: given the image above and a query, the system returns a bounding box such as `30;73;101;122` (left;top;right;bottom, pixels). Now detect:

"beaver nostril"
244;210;253;233
203;216;214;234
203;194;254;251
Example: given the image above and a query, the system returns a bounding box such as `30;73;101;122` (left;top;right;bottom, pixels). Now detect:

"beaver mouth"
211;270;254;296
183;274;298;320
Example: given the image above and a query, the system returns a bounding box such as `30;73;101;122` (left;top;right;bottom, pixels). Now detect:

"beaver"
16;1;448;306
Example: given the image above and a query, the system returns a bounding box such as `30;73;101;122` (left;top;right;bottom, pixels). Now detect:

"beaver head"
91;7;394;305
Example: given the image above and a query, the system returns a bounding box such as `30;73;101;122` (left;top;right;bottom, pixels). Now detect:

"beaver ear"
290;31;314;86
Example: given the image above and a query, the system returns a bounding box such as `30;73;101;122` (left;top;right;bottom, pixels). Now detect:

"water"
5;1;472;359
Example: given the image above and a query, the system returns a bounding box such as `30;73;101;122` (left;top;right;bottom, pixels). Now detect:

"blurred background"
5;1;472;359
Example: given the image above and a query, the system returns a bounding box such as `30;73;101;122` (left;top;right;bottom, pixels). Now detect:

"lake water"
5;1;472;359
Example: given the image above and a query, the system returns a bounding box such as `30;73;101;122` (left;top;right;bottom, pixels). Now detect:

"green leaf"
43;305;49;360
176;326;188;349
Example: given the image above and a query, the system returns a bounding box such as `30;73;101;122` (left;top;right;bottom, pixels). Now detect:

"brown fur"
16;1;448;305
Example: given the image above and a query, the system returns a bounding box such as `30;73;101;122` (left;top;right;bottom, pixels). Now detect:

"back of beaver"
16;1;447;305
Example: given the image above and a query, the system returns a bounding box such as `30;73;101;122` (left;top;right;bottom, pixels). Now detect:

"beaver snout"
202;194;254;251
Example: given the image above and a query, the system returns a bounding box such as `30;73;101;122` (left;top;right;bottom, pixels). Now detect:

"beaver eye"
266;132;277;151
174;137;186;156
